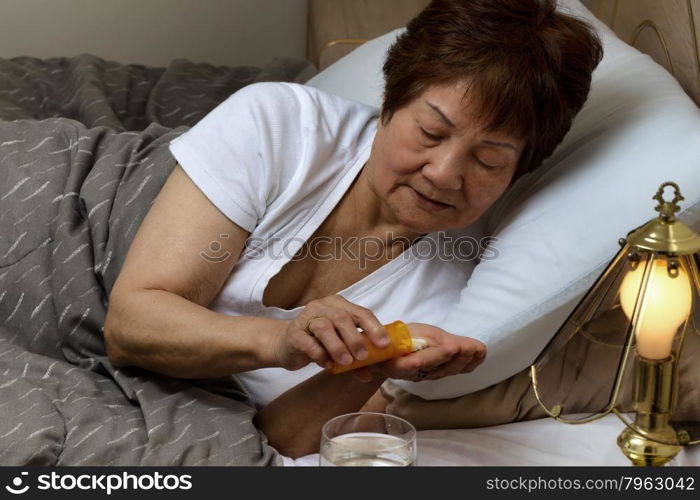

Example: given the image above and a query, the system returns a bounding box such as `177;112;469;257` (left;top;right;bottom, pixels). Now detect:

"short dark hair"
381;0;603;178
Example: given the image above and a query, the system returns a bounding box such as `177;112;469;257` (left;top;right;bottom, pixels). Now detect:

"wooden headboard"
582;0;700;106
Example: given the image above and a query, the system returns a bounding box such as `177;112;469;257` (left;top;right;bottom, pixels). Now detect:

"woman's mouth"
410;187;452;211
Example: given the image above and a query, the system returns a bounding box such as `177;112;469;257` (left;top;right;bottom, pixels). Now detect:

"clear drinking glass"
319;412;417;466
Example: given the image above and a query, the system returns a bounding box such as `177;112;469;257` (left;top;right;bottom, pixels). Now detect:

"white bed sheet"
282;415;700;466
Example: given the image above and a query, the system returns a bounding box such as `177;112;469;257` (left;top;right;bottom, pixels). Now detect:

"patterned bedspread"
0;54;314;465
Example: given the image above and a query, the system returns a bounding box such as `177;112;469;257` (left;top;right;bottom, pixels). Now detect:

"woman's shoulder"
229;82;378;126
235;81;376;107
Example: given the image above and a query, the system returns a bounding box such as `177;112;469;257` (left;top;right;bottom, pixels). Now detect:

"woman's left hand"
355;323;486;382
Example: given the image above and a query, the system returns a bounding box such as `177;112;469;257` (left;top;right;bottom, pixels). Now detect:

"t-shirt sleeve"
168;82;303;232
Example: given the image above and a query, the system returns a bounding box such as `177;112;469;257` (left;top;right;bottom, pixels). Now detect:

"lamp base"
617;427;681;466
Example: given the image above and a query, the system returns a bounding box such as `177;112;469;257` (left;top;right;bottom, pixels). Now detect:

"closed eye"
418;124;443;142
475;156;500;170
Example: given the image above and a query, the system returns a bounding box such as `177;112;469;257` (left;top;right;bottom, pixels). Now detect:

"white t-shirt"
169;82;480;408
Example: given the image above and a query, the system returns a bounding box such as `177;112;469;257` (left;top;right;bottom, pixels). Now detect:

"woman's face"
366;79;525;235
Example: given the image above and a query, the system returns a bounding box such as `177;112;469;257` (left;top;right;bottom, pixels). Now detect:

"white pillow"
307;0;700;400
305;29;402;108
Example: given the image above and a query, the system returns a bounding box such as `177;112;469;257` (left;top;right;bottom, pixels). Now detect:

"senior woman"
104;0;603;458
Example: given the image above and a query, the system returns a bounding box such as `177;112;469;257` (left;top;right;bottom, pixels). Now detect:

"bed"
0;0;699;466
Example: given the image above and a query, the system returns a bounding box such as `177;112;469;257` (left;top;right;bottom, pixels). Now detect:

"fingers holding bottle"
329;295;391;349
274;303;487;381
278;295;389;371
273;318;333;371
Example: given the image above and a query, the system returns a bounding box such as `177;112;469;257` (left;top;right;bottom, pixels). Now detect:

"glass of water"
319;412;417;466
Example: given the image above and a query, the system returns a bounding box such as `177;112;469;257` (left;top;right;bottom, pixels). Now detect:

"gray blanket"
0;54;315;465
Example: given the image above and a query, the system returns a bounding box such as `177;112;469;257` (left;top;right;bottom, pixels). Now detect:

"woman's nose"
421;150;463;191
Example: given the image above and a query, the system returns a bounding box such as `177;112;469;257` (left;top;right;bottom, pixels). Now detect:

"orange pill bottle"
330;320;427;374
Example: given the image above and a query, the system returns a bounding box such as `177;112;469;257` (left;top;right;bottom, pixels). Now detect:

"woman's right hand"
271;295;391;371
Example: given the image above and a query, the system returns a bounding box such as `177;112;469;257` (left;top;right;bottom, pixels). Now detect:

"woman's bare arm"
254;371;387;458
104;165;285;378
